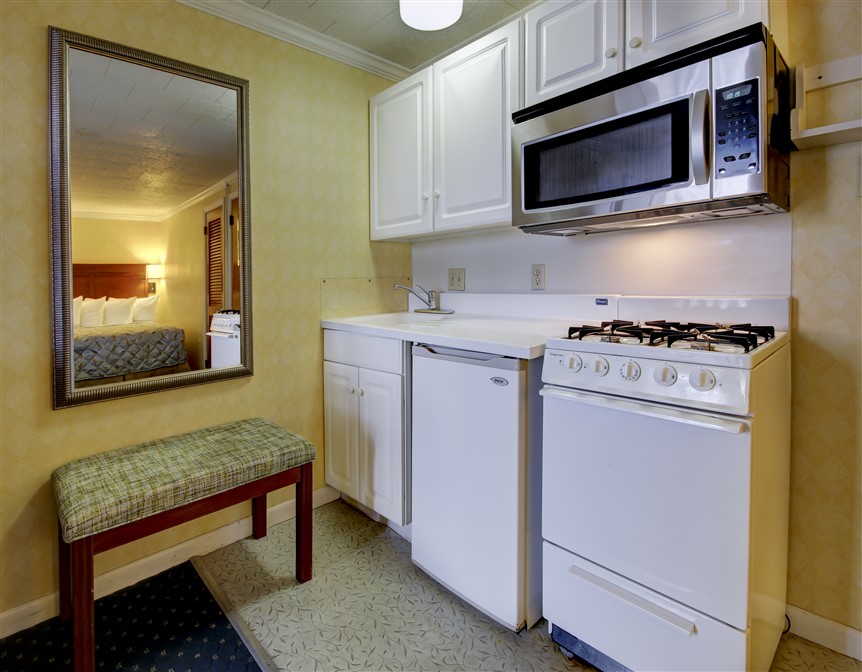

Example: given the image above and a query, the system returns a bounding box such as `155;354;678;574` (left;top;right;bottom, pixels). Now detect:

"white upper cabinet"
525;0;624;107
525;0;770;106
432;20;521;233
626;0;769;69
370;20;521;241
369;69;433;240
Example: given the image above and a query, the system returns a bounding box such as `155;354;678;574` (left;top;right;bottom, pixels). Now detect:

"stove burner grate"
565;320;776;352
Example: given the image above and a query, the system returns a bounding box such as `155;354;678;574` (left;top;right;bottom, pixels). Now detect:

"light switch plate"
448;268;465;291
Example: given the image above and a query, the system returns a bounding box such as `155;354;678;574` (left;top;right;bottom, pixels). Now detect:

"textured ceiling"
69;48;238;219
241;0;532;70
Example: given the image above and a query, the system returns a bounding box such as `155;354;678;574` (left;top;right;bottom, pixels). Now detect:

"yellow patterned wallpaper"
0;0;410;613
787;1;861;631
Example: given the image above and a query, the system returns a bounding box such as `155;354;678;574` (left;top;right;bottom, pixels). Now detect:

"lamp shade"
145;264;164;280
400;0;463;31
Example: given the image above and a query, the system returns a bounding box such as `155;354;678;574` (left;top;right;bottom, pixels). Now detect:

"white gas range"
539;297;791;672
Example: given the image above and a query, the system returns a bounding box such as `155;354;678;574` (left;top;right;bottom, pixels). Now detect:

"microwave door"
513;60;712;228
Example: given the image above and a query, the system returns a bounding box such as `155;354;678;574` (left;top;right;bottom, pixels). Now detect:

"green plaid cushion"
52;418;317;543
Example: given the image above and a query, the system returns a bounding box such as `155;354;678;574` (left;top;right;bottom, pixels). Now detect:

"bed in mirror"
49;27;252;409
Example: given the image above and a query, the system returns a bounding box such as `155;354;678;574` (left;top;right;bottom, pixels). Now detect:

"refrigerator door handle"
412;344;524;371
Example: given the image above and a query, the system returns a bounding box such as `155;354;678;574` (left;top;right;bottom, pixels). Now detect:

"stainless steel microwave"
512;24;793;235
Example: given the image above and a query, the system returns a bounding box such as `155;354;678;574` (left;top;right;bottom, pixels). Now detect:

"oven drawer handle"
539;387;746;433
568;564;695;637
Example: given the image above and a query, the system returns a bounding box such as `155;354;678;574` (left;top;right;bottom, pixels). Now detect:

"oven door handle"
568;564;696;637
540;387;746;433
690;88;710;186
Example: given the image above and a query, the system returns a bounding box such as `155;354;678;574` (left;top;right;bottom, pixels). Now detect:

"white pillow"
73;296;83;328
133;295;159;322
80;297;106;327
104;297;136;326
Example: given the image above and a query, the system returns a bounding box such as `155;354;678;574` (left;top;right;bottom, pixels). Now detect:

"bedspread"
74;322;187;382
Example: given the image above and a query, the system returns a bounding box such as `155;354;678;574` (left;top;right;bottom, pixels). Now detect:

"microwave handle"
690;89;710;186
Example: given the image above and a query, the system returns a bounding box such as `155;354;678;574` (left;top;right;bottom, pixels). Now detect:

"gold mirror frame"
49;27;252;409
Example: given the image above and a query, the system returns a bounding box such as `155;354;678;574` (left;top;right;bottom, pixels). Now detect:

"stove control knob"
619;360;641;381
567;354;583;372
690;368;717;391
654;365;678;386
592;357;610;376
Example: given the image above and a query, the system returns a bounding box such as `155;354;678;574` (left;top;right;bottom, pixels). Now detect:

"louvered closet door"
206;216;223;310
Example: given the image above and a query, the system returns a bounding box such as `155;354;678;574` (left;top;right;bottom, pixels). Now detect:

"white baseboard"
787;603;862;661
0;486;340;639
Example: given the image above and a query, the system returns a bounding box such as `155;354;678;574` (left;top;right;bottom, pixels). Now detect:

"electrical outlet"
531;264;545;290
448;268;465;291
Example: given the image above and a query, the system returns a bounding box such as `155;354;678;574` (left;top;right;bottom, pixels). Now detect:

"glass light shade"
146;263;164;280
400;0;463;31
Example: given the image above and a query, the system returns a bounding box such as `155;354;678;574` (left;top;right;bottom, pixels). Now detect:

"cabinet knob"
350;386;356;394
434;190;440;199
629;36;642;49
359;388;365;396
422;192;429;200
604;47;618;58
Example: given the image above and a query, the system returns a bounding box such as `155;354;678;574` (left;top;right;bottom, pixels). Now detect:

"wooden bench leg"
71;536;95;672
59;526;71;620
252;494;267;539
296;461;313;583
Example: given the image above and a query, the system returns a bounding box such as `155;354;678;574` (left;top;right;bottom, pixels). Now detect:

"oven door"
512;59;711;228
540;385;751;629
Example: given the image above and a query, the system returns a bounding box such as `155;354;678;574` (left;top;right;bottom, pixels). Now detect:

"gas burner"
568;320;655;345
646;322;774;352
565;320;776;353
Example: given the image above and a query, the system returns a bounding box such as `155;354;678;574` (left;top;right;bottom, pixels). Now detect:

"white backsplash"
412;213;792;298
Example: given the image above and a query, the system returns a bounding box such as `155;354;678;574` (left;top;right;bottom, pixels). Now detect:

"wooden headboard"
72;263;148;299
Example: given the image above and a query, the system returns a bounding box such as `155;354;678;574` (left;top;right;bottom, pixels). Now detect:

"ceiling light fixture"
400;0;463;31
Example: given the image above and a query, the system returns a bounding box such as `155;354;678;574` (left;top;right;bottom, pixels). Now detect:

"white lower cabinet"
323;330;407;525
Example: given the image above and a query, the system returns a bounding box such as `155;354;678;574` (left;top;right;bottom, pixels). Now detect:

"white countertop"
321;312;573;359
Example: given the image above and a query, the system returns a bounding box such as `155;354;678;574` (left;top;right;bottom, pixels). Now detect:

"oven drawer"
544;542;747;672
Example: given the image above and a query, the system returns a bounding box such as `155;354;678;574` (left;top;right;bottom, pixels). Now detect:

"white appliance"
410;344;543;631
512;24;793;235
540;298;791;672
207;310;241;368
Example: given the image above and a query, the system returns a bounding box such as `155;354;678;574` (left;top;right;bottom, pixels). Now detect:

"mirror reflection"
50;28;252;408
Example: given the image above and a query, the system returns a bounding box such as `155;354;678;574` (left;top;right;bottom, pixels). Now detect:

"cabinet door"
433;20;521;233
323;361;360;499
370;69;433;240
525;0;623;106
357;368;405;524
626;0;768;69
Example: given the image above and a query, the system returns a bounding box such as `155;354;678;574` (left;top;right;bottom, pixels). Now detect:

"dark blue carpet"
0;561;262;671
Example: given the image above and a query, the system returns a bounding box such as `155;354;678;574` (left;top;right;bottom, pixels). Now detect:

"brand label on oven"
491;377;509;386
595;298;609;305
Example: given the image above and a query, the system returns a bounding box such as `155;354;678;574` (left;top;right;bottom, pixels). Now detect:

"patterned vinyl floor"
194;500;861;672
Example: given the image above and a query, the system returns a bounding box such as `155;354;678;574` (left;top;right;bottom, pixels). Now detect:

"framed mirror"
49;27;252;409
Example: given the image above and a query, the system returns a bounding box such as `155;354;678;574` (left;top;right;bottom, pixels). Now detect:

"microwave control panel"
714;79;759;178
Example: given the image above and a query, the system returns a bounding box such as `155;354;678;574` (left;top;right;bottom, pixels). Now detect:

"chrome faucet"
393;284;454;314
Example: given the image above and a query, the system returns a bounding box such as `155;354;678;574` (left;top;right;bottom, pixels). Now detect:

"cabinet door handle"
434;190;440;198
604;47;617;58
422;192;429;200
350;386;356;394
359;388;365;396
629;36;642;49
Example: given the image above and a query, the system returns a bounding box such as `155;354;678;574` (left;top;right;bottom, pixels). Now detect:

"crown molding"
176;0;411;82
72;172;238;222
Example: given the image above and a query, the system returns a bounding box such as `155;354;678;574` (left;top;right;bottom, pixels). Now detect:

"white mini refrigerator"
410;344;542;631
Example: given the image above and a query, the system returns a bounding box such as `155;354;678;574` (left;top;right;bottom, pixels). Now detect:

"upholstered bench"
51;417;317;672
